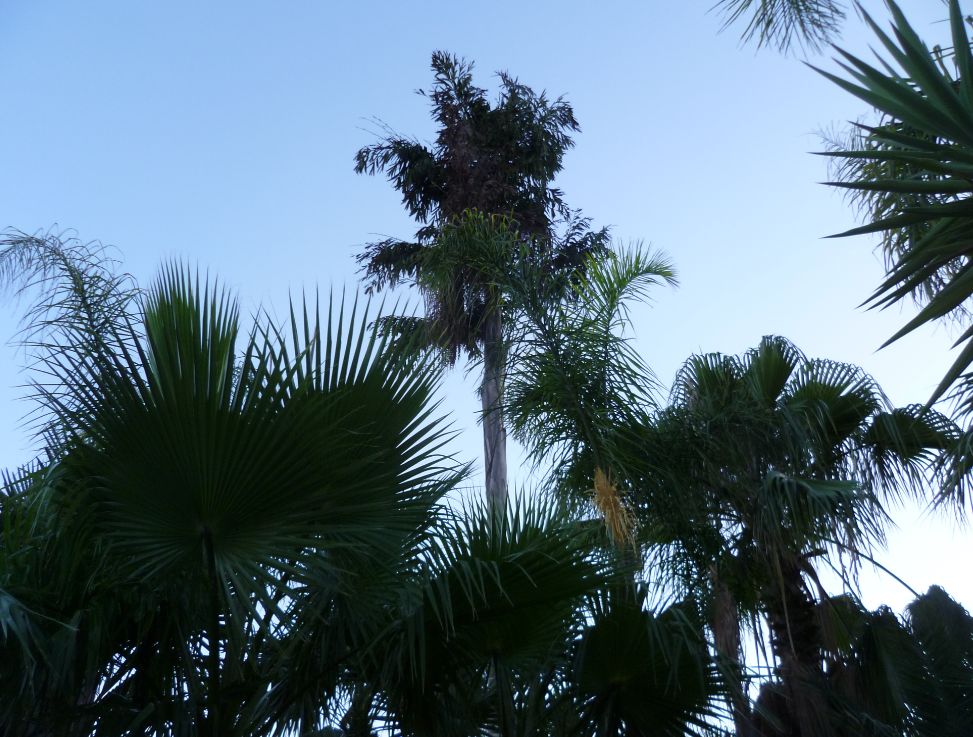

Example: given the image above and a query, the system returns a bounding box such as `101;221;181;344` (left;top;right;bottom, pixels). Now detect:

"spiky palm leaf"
818;0;973;415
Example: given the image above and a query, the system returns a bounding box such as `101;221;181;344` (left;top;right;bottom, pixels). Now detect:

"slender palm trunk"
480;307;508;508
709;567;754;737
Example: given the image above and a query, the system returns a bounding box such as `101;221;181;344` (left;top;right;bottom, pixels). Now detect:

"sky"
0;0;969;613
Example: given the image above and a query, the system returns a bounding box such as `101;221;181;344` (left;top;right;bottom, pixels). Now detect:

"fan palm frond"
1;259;463;736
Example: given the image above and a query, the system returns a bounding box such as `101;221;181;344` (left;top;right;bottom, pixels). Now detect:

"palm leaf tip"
717;0;846;53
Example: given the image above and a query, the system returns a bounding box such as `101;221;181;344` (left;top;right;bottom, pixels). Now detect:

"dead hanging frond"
593;467;636;549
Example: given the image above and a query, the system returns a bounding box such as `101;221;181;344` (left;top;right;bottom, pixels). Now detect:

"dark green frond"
356;239;428;294
906;585;973;736
573;594;726;737
374;496;611;737
354;136;443;225
504;244;675;486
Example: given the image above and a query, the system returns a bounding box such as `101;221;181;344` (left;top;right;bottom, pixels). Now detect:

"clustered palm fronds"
0;234;728;737
502;259;972;736
627;338;959;737
354;51;609;362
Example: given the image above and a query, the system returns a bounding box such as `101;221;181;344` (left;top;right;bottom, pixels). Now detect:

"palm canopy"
501;242;677;498
799;585;973;737
262;494;727;737
356;51;576;244
355;52;610;365
374;211;611;366
505;325;959;736
0;234;723;737
624;336;956;737
632;335;954;603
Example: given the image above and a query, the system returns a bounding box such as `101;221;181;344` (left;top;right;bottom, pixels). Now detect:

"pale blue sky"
1;0;968;611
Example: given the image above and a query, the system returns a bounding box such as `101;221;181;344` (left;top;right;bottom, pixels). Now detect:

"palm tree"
354;52;610;507
501;307;957;736
499;241;676;545
623;337;956;737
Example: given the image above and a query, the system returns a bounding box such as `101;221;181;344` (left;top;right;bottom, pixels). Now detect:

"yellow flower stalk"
593;467;636;549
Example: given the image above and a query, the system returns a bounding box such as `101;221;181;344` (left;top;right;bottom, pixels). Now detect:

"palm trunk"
709;567;754;737
764;556;833;737
480;307;508;508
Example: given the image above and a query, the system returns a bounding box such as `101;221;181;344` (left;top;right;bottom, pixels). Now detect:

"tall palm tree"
354;52;610;507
